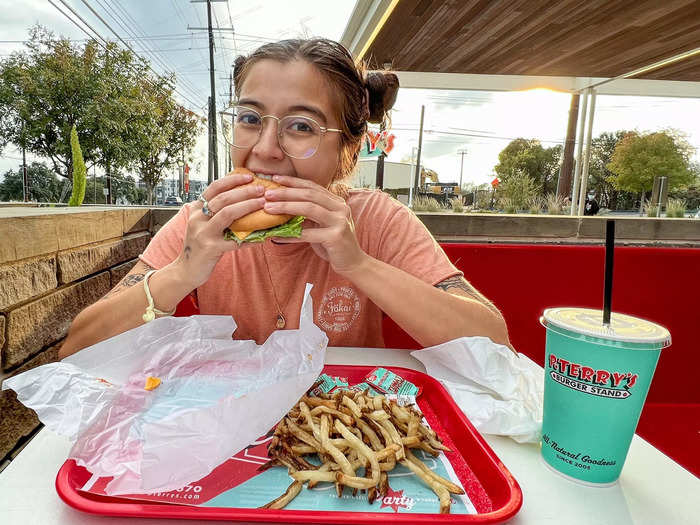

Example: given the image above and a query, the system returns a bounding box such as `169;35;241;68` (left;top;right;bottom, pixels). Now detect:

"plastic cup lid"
542;307;671;346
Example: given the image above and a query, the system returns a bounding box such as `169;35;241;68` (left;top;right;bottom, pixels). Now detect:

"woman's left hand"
263;175;368;275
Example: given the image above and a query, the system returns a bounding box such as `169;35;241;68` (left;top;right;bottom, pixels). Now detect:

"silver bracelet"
142;270;177;322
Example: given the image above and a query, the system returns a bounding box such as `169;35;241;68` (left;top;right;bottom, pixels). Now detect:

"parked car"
164;196;183;207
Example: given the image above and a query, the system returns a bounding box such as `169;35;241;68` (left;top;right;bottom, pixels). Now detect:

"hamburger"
223;167;304;243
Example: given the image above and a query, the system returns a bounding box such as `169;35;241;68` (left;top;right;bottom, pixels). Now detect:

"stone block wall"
0;207;151;461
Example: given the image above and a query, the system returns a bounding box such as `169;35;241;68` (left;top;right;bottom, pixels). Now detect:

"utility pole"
107;165;112;205
414;105;425;198
207;96;214;184
21;123;29;202
458;149;467;192
227;71;232;173
206;0;218;181
190;0;230;182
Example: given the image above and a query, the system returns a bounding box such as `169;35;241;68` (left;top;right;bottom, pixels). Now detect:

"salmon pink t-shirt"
140;189;461;347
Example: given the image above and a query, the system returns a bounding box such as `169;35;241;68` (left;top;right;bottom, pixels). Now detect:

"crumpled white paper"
411;336;543;443
3;283;327;495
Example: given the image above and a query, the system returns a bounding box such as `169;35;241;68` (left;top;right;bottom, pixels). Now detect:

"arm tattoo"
435;275;501;316
100;262;156;301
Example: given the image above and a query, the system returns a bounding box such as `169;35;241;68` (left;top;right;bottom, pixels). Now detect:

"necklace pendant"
276;314;286;329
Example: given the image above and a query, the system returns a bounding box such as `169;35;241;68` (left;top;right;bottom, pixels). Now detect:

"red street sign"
491;177;500;188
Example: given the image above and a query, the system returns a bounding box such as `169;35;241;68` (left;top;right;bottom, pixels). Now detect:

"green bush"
68;125;86;206
497;172;537;210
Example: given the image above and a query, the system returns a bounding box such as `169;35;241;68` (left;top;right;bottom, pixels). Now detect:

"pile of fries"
260;388;465;514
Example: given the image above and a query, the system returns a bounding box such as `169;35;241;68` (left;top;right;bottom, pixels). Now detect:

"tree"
0;26;104;179
68;125;86;206
0;162;62;202
669;162;700;211
0;26;159;185
587;131;636;210
88;41;153;201
132;81;202;203
494;138;562;196
607;130;695;203
496;172;538;210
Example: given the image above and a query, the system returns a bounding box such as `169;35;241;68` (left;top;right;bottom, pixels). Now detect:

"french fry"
285;418;322;451
405;449;464;495
341;395;362;419
400;458;451;514
377;418;405;460
320;414;355;476
368;409;390;422
353;416;383;450
301;395;337;409
260;480;303;509
299;401;321;442
307;462;332;489
309;405;353;425
378;471;389;498
291;470;337;483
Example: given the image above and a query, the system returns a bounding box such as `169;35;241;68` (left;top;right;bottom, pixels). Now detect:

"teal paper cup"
540;307;670;485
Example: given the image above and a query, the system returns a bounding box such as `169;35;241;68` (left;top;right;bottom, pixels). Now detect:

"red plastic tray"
56;364;522;523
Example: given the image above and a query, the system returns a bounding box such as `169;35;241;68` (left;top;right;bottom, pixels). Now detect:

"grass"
545;193;567;214
411;196;444;212
527;196;543;214
500;197;517;214
450;197;464;213
666;198;686;218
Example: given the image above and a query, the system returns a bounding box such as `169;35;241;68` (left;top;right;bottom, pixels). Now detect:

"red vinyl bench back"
176;243;699;404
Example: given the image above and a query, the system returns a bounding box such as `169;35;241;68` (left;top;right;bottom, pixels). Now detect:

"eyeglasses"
220;105;343;159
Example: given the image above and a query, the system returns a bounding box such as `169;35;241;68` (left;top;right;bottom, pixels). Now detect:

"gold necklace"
260;245;290;329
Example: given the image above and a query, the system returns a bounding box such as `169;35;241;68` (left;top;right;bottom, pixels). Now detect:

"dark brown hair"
233;38;399;187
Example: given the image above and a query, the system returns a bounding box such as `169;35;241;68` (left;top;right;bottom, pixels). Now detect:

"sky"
1;0;699;188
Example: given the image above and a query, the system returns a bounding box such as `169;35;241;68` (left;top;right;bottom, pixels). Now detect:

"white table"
1;347;698;524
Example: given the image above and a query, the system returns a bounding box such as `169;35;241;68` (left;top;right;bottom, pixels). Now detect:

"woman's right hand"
173;170;266;288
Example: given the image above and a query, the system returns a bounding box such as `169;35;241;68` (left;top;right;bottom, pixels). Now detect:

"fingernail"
265;189;276;198
272;175;281;182
264;202;277;210
257;197;266;206
255;185;265;194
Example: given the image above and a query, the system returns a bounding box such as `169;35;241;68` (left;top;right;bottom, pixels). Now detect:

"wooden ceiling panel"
365;0;700;81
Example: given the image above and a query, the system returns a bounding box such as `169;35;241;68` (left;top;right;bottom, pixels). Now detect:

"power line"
49;0;204;113
89;0;204;104
104;0;206;104
391;126;567;145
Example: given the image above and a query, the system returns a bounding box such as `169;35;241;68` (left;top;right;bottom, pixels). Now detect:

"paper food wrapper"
3;283;327;495
412;336;543;443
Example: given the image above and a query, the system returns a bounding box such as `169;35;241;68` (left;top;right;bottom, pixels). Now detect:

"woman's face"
232;59;342;188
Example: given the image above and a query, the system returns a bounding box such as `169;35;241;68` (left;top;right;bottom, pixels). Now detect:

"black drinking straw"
603;220;615;325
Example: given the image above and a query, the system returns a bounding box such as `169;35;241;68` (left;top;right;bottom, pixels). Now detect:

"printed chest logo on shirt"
316;286;361;333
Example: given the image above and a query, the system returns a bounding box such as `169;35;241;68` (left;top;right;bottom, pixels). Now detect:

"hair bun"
365;71;399;124
233;55;247;86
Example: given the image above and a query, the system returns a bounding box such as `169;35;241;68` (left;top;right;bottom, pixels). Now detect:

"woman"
59;38;510;358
